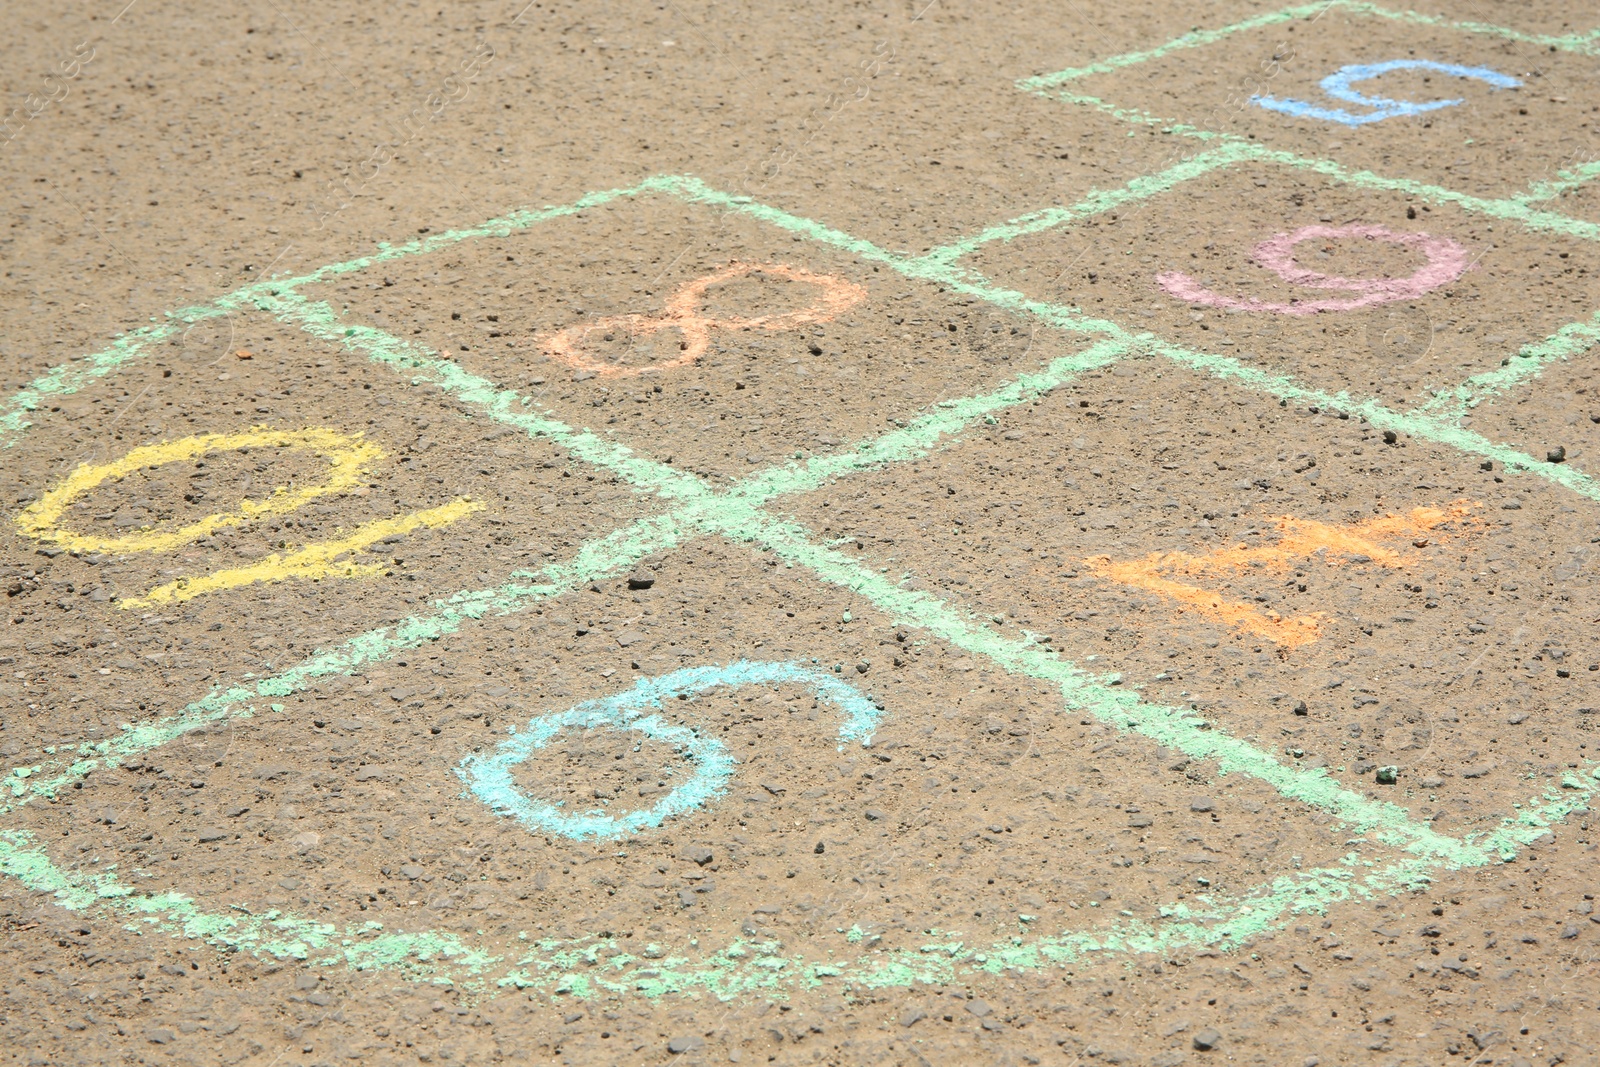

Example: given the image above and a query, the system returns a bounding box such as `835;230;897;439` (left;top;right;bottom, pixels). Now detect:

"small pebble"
682;845;714;866
1193;1027;1221;1051
667;1035;705;1054
1190;798;1214;813
1376;766;1399;784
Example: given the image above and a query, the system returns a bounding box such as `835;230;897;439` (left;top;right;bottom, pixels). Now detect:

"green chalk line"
0;829;494;974
1129;334;1600;500
1516;158;1600;206
494;755;1592;1001
1018;1;1600;235
914;143;1257;269
869;229;1600;500
1018;0;1600;91
0;321;186;445
1023;89;1600;245
285;295;1426;849
1335;2;1600;54
1015;3;1333;90
1420;308;1600;417
7;759;1589;999
652;174;1127;339
1250;146;1600;243
729;336;1129;505
657;174;915;267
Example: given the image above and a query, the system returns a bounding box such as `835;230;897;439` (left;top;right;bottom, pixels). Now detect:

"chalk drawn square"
953;160;1600;412
288;189;1066;483
5;532;1352;987
0;307;664;768
1022;2;1600;202
772;358;1600;836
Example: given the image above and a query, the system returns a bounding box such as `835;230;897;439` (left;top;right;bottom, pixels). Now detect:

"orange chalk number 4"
1086;502;1478;650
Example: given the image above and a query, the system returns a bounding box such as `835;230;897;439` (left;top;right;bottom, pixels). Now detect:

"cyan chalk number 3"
1253;59;1519;127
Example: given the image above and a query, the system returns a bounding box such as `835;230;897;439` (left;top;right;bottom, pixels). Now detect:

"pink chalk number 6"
1157;224;1471;315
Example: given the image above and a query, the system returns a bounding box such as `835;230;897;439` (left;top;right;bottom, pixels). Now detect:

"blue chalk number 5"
1252;59;1519;127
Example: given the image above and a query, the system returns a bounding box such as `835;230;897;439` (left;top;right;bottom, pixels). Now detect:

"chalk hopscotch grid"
1;168;1596;998
2;0;1598;988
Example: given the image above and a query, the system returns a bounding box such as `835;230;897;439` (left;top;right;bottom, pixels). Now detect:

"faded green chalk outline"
0;322;188;445
730;335;1129;505
1133;334;1600;499
0;830;494;974
5;509;698;808
1420;309;1600;418
6;767;1589;997
1015;3;1336;90
261;290;711;504
914;143;1256;270
1516;158;1600;206
2;309;1468;988
1012;90;1600;244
